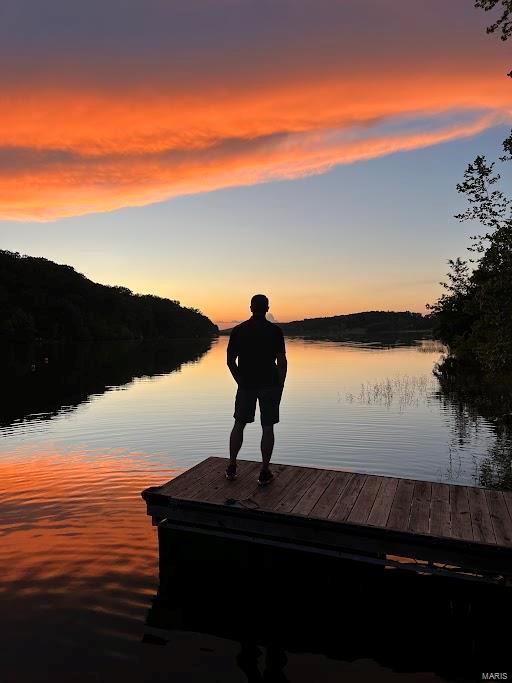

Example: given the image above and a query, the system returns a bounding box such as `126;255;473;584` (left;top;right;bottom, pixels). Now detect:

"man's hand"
227;351;240;384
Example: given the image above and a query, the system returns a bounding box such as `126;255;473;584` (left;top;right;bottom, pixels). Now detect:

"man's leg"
257;386;280;484
261;425;274;470
230;420;246;463
228;387;256;481
226;420;246;480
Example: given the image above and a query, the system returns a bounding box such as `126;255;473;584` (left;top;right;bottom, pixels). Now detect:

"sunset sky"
0;0;511;324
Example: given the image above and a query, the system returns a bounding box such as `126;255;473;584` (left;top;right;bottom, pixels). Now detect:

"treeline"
273;311;432;338
0;250;218;342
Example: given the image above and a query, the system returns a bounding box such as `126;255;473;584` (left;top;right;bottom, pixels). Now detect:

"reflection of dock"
144;528;512;680
142;457;512;582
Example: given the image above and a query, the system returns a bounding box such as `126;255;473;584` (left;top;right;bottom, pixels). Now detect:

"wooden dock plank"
202;459;260;504
367;477;399;527
503;491;512;523
347;475;383;525
408;481;432;535
329;473;367;523
174;458;227;500
450;485;474;542
249;464;303;509
220;463;290;509
292;469;336;517
273;467;324;515
485;490;512;547
309;471;352;519
387;479;414;531
467;487;496;545
430;482;451;539
158;456;217;496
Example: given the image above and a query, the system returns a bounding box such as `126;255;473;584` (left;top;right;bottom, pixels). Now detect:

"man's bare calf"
227;420;275;483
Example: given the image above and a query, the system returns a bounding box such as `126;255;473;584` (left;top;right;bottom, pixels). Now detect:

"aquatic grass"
416;339;447;354
343;374;438;411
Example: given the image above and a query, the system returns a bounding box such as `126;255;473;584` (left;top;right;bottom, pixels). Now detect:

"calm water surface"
1;336;508;682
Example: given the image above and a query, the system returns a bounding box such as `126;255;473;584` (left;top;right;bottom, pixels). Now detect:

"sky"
0;0;511;324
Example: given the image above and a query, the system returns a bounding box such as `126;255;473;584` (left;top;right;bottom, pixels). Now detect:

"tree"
428;2;512;371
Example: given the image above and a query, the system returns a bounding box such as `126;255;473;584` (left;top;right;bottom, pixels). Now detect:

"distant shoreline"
220;329;433;339
219;311;434;339
282;328;433;338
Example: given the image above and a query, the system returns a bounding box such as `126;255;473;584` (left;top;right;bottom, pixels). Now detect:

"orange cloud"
1;65;510;221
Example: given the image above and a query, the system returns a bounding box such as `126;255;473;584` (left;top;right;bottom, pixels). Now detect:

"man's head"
250;294;269;317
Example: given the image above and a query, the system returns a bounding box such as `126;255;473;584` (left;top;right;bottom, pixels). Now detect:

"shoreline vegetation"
427;129;512;486
0;250;218;342
428;6;511;380
428;127;512;378
220;311;434;340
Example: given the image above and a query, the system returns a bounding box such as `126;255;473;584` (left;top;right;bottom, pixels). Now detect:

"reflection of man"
226;294;287;485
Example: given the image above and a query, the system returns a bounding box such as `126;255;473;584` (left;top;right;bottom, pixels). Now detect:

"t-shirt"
227;317;286;389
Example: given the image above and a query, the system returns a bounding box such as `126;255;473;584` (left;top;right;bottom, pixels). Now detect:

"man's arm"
276;351;287;387
227;348;240;384
275;328;287;387
226;329;240;384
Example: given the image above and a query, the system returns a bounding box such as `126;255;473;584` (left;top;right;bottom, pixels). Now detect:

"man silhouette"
226;294;287;485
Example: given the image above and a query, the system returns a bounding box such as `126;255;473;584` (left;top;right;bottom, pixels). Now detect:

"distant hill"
0;250;218;342
220;311;433;338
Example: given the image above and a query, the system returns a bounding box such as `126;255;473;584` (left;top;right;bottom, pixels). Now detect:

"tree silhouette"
428;3;512;371
0;250;218;342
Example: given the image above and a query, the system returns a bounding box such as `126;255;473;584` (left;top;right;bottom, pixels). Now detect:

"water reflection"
0;446;167;681
434;368;512;490
0;338;213;430
145;527;511;682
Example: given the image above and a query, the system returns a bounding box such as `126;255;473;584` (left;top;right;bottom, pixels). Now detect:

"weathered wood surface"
142;457;512;575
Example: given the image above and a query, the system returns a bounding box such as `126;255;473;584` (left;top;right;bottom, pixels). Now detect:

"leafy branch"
475;0;512;41
475;0;512;74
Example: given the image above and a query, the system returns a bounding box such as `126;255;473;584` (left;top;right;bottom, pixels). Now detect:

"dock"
142;457;512;582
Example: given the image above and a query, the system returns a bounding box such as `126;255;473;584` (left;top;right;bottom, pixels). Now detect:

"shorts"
234;385;283;426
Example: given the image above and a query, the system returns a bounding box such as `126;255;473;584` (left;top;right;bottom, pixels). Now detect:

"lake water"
1;336;509;682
